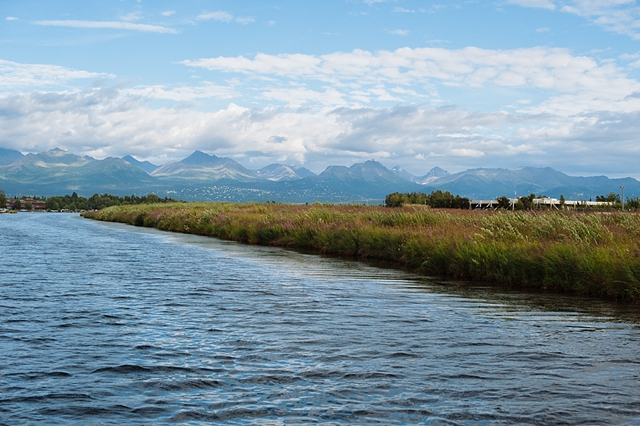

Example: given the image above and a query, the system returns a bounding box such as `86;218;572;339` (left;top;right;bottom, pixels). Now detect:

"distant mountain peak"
392;165;449;184
151;151;256;182
319;159;413;187
362;159;384;167
46;148;74;157
122;155;158;174
0;148;24;166
428;166;448;175
181;150;220;166
392;166;417;183
255;163;317;181
291;165;316;178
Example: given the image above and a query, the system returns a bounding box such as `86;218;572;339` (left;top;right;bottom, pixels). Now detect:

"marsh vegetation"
84;202;640;301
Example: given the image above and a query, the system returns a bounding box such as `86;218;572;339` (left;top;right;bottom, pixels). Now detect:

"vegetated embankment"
83;202;640;302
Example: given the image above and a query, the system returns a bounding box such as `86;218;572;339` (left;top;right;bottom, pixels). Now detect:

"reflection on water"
1;213;639;425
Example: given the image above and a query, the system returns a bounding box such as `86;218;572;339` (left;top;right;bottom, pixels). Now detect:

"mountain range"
0;147;637;203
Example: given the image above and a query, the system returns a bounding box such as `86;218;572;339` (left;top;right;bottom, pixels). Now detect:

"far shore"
83;202;640;303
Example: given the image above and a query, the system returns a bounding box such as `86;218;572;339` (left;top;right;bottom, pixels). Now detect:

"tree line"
385;190;470;209
45;192;180;211
385;190;640;211
0;191;179;211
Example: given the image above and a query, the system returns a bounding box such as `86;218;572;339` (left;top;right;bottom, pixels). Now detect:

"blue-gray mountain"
0;148;24;165
122;155;158;174
0;148;637;203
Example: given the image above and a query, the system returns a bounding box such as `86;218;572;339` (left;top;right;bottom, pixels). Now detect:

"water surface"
1;213;639;425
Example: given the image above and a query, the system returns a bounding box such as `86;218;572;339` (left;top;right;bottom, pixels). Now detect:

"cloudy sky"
2;0;640;177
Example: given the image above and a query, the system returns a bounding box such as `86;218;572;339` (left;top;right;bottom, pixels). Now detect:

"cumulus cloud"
259;87;346;107
509;0;640;40
506;0;556;10
235;16;255;25
0;60;112;90
124;82;238;101
119;11;142;22
387;29;410;35
560;0;640;39
33;20;177;34
197;11;233;22
2;82;640;176
3;40;640;176
197;11;254;24
182;46;640;114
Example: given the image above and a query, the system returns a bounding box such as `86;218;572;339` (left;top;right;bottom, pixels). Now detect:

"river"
1;213;639;425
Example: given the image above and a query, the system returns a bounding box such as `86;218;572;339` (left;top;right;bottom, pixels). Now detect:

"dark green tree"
596;192;621;203
385;192;408;207
386;190;469;209
496;196;511;209
518;193;536;210
625;197;640;210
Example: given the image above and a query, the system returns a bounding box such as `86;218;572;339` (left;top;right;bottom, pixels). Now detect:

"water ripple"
1;213;640;425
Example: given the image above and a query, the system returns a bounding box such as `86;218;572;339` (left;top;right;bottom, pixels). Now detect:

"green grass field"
83;202;640;302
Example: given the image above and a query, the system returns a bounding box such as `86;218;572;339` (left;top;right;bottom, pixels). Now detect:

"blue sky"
2;0;640;177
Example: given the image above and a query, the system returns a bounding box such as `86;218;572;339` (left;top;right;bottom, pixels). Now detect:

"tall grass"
83;203;640;302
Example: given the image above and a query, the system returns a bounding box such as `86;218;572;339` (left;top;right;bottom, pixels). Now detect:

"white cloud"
560;0;640;39
387;29;410;35
235;16;255;25
197;11;255;25
197;11;233;22
119;11;142;22
33;20;177;34
182;46;640;112
506;0;556;10
259;87;346;107
450;148;485;157
0;59;111;89
124;82;238;101
3;28;640;176
2;85;640;176
508;0;640;40
161;11;175;17
6;16;18;21
393;7;412;13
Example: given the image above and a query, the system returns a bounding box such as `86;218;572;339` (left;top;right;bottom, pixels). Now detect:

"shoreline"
82;202;640;303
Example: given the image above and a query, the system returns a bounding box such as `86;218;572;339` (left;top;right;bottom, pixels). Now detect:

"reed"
83;203;640;302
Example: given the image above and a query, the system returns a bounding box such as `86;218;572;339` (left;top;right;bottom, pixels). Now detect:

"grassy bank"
83;202;640;302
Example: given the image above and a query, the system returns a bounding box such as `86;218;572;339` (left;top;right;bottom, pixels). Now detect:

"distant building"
470;198;614;210
6;198;47;211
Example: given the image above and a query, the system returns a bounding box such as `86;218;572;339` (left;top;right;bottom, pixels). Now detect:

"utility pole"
621;185;626;211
